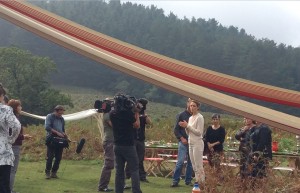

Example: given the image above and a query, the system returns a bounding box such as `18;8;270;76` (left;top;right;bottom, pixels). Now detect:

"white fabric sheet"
21;109;99;121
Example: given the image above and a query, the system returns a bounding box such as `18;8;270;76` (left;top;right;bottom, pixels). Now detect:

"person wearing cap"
44;105;67;179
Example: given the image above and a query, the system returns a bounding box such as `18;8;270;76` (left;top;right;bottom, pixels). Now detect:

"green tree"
0;46;73;124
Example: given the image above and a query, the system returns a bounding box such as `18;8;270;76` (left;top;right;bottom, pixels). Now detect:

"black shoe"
170;183;179;187
98;188;113;192
45;172;51;179
140;179;150;183
50;172;58;178
185;182;193;186
124;185;131;189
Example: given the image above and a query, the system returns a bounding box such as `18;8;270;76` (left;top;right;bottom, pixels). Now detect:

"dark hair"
0;83;6;96
4;95;9;104
138;98;148;110
211;113;221;119
7;99;21;116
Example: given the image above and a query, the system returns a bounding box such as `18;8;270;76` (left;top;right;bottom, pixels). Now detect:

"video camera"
114;93;145;113
95;94;148;114
94;98;114;113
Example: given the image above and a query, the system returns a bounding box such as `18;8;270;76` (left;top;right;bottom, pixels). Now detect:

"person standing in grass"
179;100;205;184
171;98;193;187
44;105;67;179
110;93;142;193
0;84;21;193
235;117;256;179
250;122;272;178
98;100;114;192
7;99;32;193
125;98;152;183
205;114;226;169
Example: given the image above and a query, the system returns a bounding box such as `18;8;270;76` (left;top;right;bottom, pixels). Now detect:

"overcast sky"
121;1;300;48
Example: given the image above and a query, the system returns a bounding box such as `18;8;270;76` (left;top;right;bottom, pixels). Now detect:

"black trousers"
45;145;64;172
125;140;147;180
0;165;11;193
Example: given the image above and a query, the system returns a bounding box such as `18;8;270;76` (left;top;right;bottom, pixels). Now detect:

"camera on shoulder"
113;93;146;113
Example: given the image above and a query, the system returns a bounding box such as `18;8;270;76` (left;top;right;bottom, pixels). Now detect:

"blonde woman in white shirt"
179;100;205;184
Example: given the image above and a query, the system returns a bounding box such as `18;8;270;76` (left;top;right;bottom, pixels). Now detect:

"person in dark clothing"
44;105;68;179
171;98;193;187
110;94;142;193
126;98;152;183
235;117;256;179
250;122;272;178
205;114;226;168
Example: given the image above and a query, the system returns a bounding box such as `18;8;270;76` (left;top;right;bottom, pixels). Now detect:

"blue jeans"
114;145;142;193
172;141;193;184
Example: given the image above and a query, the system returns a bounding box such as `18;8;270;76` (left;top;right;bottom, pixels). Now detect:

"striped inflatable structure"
0;1;299;134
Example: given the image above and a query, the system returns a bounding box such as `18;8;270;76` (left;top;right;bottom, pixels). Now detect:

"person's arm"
145;114;152;125
14;126;25;141
103;113;113;127
173;113;182;139
235;126;248;141
133;112;140;129
45;114;53;133
174;113;188;144
205;127;214;151
107;120;113;127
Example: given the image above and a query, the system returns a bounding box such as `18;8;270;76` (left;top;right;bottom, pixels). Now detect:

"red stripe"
1;1;300;108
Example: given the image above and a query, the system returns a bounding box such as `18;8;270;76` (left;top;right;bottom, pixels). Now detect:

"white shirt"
186;113;204;145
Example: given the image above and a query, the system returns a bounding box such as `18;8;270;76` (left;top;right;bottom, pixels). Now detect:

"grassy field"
14;159;299;193
14;160;197;193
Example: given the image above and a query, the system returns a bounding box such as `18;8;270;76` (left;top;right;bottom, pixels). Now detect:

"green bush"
278;137;296;152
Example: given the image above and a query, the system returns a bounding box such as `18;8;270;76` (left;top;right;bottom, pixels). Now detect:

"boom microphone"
76;138;86;154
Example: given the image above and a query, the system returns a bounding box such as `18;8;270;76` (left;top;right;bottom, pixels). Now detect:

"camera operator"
98;99;114;192
125;98;152;183
110;94;142;193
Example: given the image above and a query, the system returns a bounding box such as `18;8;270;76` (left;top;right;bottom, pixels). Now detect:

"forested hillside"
0;0;299;115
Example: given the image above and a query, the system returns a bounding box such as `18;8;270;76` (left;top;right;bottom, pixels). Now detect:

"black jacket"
173;110;191;141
